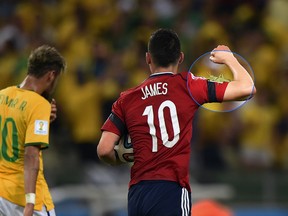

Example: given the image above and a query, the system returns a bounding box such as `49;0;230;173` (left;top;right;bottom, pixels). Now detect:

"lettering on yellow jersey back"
0;94;27;111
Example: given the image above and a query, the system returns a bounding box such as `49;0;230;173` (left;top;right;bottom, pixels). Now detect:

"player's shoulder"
119;86;138;98
29;93;50;108
176;71;190;81
16;87;50;107
163;71;191;84
186;72;208;83
0;86;16;93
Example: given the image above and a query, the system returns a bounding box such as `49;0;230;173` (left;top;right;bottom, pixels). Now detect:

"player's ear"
48;70;54;80
178;52;184;64
146;52;152;64
45;70;57;84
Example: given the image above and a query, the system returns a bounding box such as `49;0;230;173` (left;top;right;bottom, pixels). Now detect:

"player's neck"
19;76;44;94
151;65;178;75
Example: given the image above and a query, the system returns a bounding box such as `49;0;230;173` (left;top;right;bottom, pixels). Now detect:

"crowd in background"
0;0;288;187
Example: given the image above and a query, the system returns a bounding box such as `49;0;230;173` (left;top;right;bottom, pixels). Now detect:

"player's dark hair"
27;45;66;78
148;29;181;67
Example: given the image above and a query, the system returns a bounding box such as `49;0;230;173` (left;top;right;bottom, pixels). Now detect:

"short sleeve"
213;81;229;102
101;97;126;136
187;73;229;104
25;100;51;149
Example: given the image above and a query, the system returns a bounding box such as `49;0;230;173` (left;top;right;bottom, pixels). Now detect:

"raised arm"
210;45;256;101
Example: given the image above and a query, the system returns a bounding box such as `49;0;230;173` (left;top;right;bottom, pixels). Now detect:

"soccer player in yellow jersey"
0;45;66;216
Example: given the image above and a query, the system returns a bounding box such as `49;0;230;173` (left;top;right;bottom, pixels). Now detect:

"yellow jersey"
0;86;54;211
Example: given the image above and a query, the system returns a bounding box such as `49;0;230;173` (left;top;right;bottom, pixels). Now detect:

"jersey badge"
34;120;48;135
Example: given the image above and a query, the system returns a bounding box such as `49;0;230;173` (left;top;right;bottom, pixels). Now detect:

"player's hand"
50;98;57;123
209;45;235;64
23;203;34;216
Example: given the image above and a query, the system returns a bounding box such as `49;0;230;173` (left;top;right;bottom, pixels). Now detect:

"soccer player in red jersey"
97;28;256;216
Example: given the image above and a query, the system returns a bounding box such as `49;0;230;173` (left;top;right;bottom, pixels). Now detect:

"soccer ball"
114;134;134;163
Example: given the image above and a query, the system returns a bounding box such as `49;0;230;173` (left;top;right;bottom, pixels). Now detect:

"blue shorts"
128;180;191;216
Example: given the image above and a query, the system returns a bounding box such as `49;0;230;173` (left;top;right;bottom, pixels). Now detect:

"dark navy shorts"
128;180;191;216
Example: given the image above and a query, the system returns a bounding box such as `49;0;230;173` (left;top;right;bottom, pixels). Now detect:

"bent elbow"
238;84;256;101
97;145;108;161
247;84;256;99
224;82;256;101
251;85;256;96
97;143;115;164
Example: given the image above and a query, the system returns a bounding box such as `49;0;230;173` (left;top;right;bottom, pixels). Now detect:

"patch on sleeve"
34;120;48;135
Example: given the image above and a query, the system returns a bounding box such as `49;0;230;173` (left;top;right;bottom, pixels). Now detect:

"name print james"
141;82;168;100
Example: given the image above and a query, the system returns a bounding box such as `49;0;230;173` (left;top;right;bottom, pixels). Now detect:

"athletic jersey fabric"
101;72;228;191
0;86;54;211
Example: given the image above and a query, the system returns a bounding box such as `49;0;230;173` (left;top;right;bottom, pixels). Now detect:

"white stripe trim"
181;188;190;216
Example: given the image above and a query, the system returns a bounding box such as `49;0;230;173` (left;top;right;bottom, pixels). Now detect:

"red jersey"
101;72;228;191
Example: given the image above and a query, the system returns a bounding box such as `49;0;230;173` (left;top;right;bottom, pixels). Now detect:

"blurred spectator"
0;0;288;190
239;87;279;169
